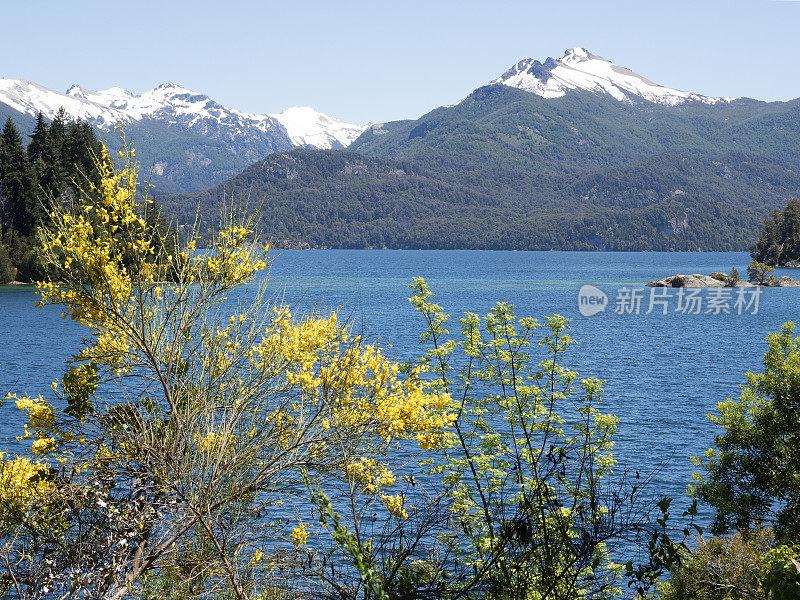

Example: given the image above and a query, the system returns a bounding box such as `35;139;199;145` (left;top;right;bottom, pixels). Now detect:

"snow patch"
270;106;367;149
492;47;736;106
0;78;366;150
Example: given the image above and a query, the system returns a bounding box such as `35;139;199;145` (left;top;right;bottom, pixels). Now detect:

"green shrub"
659;528;774;600
728;266;740;286
747;259;775;284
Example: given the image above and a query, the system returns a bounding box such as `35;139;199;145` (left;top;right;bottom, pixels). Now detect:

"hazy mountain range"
3;47;800;249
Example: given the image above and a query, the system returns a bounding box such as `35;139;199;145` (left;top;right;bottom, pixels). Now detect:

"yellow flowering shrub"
381;493;408;521
290;523;310;547
0;454;51;522
346;457;396;494
0;135;458;599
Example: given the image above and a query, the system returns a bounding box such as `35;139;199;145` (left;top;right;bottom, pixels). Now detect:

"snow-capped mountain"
0;78;367;192
0;78;365;149
269;106;366;149
493;47;734;106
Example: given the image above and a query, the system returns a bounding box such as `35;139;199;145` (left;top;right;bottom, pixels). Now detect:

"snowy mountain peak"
493;47;734;106
0;78;366;150
561;46;593;62
66;84;86;98
269;106;367;149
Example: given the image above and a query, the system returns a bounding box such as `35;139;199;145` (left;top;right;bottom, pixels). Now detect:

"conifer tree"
47;107;67;152
26;112;48;163
64;120;102;188
0;118;34;235
36;121;66;205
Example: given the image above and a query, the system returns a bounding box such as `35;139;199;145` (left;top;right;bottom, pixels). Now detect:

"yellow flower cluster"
346;457;396;494
251;310;341;376
290;522;310;547
381;493;408;520
187;223;268;283
192;430;237;454
253;309;454;448
10;394;62;455
0;454;50;510
345;459;409;518
325;349;453;445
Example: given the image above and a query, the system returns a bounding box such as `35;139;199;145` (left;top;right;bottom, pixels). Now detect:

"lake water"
2;250;799;525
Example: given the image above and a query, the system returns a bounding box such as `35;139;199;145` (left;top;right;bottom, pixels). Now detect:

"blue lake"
2;250;799;523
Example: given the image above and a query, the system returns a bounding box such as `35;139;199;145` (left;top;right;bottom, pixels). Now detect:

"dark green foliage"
746;259;775;284
163;149;776;251
658;528;776;600
0;112;104;282
63;120;104;189
694;323;800;542
0;118;35;235
763;545;800;600
0;230;46;282
752;198;800;266
26;112;48;163
0;242;14;283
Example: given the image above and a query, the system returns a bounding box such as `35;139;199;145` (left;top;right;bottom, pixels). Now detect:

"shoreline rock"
777;260;800;268
1;280;34;286
647;273;800;287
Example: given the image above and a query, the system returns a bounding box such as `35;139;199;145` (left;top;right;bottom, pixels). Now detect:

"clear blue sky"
2;0;799;124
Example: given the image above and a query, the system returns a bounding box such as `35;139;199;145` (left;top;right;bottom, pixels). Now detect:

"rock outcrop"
648;274;732;287
647;273;800;287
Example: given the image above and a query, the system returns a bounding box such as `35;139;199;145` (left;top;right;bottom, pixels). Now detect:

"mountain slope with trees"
7;47;800;250
351;85;800;174
162;148;793;250
165;78;800;251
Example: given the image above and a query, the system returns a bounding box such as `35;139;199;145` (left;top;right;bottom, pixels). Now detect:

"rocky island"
647;272;800;288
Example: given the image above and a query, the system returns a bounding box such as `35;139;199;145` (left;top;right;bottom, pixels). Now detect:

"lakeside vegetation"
751;198;800;267
0;111;103;282
0;140;798;599
0;114;177;283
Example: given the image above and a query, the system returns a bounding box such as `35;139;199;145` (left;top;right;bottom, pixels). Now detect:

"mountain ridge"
0;78;367;192
161;148;787;251
490;47;735;106
4;47;800;250
0;78;366;149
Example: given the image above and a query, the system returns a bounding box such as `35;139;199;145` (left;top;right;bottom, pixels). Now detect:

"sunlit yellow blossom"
381;493;408;520
290;523;310;547
0;455;51;514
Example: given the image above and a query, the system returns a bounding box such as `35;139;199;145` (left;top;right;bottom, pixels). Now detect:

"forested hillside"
350;85;800;172
157;85;800;251
162;148;787;250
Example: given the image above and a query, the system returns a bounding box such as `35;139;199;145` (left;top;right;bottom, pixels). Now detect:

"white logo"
578;285;608;317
